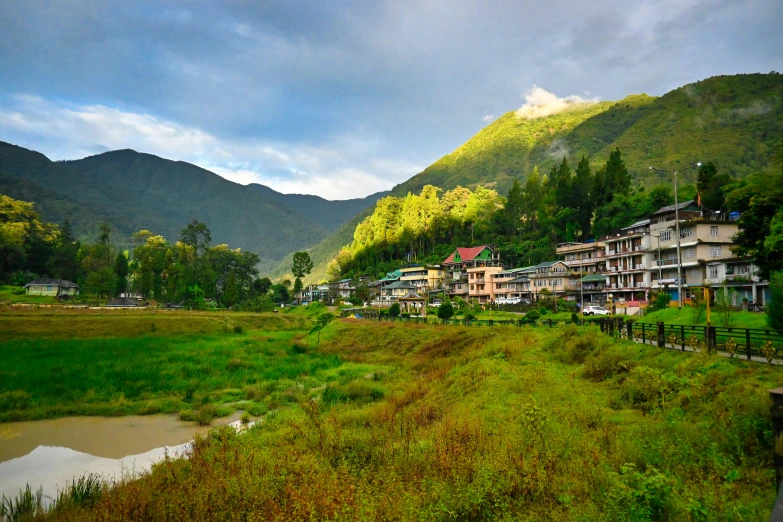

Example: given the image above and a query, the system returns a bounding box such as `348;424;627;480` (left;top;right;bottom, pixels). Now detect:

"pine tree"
604;148;631;196
114;251;129;297
573;156;594;239
505;178;524;237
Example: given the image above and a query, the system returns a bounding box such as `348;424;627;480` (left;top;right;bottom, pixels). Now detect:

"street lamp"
703;278;712;326
649;162;702;309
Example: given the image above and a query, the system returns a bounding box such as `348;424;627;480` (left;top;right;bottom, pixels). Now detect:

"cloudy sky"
1;0;781;199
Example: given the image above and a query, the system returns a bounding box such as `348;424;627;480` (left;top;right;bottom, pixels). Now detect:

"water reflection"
0;412;245;501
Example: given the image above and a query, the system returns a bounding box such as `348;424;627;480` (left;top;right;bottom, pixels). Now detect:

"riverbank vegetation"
25;318;779;520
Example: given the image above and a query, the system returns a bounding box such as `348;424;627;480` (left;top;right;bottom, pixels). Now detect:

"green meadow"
7;308;778;521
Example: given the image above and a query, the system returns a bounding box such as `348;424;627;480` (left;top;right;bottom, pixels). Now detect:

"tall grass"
37;320;779;520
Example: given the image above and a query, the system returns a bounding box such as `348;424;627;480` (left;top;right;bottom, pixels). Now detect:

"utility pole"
649;163;701;309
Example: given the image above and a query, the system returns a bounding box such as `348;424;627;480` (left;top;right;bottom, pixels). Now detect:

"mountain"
302;72;783;281
0;142;330;271
246;184;388;232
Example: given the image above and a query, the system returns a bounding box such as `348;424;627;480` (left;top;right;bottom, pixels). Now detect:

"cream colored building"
24;279;80;296
467;266;504;303
530;261;578;300
398;266;445;292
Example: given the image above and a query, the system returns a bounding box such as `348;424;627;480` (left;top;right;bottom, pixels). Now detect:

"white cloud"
515;85;600;120
482;114;494;122
0;96;421;199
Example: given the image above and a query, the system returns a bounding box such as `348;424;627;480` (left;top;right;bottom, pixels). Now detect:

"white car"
497;297;521;305
583;305;610;316
431;300;442;307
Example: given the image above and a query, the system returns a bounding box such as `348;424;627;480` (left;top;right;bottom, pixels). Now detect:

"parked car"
502;297;522;305
431;299;442;307
583;305;610;316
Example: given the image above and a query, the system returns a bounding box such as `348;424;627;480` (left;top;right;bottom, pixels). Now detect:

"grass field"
21;315;779;520
0;310;345;422
638;307;770;329
0;285;57;305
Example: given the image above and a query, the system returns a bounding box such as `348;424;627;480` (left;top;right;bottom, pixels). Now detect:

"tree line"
0;198;296;309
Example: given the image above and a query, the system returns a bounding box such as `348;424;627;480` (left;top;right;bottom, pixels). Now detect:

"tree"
437;301;455;322
696;161;732;211
180;220;211;257
223;271;239;308
505;179;524;237
114;251;129;296
292;251;314;292
253;277;272;295
768;271;783;331
603;148;631;197
49;219;80;281
572;156;594;239
389;302;400;318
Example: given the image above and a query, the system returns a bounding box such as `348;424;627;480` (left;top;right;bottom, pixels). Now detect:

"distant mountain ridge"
0;142;384;272
247;184;389;232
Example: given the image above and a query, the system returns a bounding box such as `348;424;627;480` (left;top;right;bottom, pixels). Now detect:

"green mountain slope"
307;72;783;280
246;184;388;232
0;142;329;271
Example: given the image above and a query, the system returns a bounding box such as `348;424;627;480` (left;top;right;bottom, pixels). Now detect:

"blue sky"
1;0;781;199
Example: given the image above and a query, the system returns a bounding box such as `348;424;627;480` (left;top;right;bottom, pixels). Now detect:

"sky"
1;0;782;200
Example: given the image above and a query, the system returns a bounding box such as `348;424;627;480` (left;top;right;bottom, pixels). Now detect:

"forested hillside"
307;73;783;282
0;143;330;271
393;73;783;197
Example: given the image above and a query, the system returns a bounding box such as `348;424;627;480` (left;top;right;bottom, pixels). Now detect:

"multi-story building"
603;219;654;302
557;240;606;277
530;261;577;301
443;245;501;298
467;265;504;303
705;257;770;305
647;200;738;303
398;266;445;292
506;266;536;303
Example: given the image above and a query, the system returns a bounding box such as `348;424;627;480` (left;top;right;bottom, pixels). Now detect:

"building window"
680;227;692;238
709;266;719;278
738;265;750;275
709;246;722;257
710;226;718;237
683;248;694;258
661;230;671;241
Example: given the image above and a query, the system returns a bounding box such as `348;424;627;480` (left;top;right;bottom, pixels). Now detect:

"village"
295;199;770;316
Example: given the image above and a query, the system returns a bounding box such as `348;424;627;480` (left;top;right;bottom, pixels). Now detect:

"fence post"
641;323;646;344
657;322;664;348
705;325;713;352
626;321;633;340
681;325;686;351
746;329;752;360
769;388;783;493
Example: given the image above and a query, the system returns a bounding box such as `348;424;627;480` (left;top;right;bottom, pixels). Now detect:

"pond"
0;412;244;501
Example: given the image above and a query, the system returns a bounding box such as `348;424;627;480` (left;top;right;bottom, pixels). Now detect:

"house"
443;245;501;298
294;284;330;305
381;280;417;301
331;278;355;300
705;257;770;305
467;265;504;303
556;240;606;276
398;265;445;292
603;219;653;302
24;279;80;297
647;201;739;303
529;261;577;301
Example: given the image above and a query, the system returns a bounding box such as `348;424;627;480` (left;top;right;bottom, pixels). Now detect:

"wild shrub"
233;325;243;334
246;402;267;416
290;342;308;354
583;349;635;381
54;474;105;510
523;309;539;322
195;404;217;425
545;325;608;364
226;358;245;371
1;485;44;520
322;381;385;404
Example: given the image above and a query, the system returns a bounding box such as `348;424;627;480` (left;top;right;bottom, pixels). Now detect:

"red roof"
443;246;490;264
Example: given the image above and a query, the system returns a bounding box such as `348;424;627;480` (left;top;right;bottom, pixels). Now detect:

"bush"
437;301;455;322
571;312;580;324
768;271;783;331
233;325;243;334
538;307;549;315
389;302;400;317
463;311;476;322
524;310;540;322
648;291;671;312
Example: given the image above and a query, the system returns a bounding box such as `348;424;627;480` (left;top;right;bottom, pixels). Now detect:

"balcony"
634;263;646;270
651;259;678;268
608;250;616;255
610;266;618;272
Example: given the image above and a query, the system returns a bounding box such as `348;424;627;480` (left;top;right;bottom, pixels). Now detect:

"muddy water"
0;413;245;501
0;412;243;464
